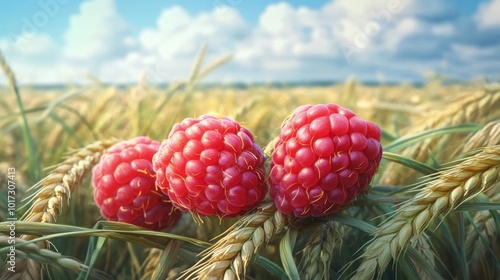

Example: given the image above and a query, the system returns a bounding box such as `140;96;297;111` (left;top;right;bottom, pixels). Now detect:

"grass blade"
280;228;300;280
382;151;438;175
384;124;482;152
79;236;107;280
254;255;288;280
152;240;180;280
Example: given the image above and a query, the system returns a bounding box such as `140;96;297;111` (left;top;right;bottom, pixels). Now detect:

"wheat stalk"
181;202;288;280
380;89;500;185
354;145;500;280
299;221;344;280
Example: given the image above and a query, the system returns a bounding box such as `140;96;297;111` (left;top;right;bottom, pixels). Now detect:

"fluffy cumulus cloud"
475;0;500;29
64;0;135;60
1;0;500;84
124;5;250;81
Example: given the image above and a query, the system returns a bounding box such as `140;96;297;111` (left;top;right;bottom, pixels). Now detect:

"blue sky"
0;0;499;84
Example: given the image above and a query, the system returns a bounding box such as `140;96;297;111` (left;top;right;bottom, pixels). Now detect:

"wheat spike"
453;120;500;156
299;221;344;280
380;89;500;185
465;190;500;278
409;233;436;280
1;140;117;279
181;202;288;280
141;248;163;280
0;51;19;96
196;54;233;83
187;43;208;86
22;139;118;225
0;235;90;280
354;145;500;280
232;97;260;121
0;235;88;272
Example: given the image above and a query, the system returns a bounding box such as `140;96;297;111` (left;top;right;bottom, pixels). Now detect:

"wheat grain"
354;145;500;280
380;89;500;185
181;202;288;280
299;221;344;280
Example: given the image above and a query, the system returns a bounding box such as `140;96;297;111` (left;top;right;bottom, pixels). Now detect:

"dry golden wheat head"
454;120;500;156
22;139;119;225
181;202;288;280
299;221;344;280
1;140;118;279
380;89;500;185
465;190;500;278
354;145;500;280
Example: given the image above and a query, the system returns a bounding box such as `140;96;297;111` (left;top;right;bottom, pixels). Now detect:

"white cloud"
431;23;454;36
139;5;248;60
64;0;135;60
1;0;500;85
475;0;500;29
0;32;82;84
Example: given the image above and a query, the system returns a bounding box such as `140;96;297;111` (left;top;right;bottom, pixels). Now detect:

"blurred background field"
0;69;490;189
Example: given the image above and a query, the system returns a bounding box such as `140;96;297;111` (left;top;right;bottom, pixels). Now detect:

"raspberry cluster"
269;104;383;217
92;136;181;230
153;115;267;217
92;104;381;225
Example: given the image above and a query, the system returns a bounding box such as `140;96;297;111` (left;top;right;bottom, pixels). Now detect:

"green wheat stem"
0;51;41;181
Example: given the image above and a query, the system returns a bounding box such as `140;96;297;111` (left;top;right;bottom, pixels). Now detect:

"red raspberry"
92;136;181;230
269;104;382;218
153;115;267;218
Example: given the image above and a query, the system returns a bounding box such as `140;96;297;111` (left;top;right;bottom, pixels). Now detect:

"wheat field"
0;49;499;280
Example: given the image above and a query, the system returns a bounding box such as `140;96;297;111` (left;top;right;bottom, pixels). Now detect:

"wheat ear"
299;221;344;280
181;202;288;280
454;120;500;156
1;140;117;279
0;235;88;276
465;190;500;278
409;233;436;280
22;139;118;225
354;145;500;280
380;89;500;185
141;248;162;280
